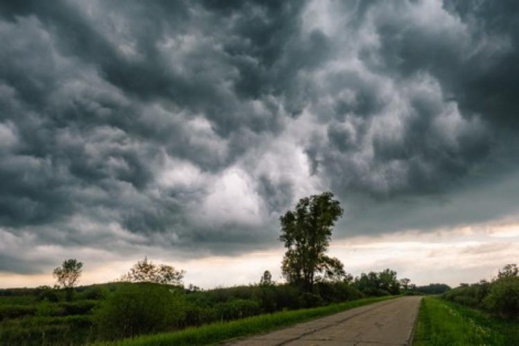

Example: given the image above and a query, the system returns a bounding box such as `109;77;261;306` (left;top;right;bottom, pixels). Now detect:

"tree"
260;270;274;286
379;268;400;295
120;257;185;286
400;278;411;291
53;259;83;289
497;263;518;279
279;191;345;291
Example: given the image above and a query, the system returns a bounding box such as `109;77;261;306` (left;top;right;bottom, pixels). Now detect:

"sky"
1;0;519;290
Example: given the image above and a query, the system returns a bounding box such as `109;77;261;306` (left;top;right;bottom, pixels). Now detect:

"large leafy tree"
279;192;345;290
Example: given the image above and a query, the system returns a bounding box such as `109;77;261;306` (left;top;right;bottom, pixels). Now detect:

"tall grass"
414;297;518;346
95;296;394;346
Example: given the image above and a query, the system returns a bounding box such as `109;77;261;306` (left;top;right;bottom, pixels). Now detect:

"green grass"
414;297;519;346
95;296;395;346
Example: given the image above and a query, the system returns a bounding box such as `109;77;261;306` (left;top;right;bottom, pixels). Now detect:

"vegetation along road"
228;296;422;346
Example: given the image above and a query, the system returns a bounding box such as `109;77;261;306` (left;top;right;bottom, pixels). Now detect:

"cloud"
0;0;519;279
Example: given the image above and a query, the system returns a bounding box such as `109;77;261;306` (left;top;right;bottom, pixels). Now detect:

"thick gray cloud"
1;0;519;275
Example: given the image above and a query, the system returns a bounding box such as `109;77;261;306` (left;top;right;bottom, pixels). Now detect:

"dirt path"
228;296;423;346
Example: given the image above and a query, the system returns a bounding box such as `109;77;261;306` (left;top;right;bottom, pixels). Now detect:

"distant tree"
260;270;274;286
497;263;518;279
379;268;400;294
53;259;83;289
354;269;401;295
188;284;201;292
120;257;185;286
400;278;411;291
415;283;451;295
279;192;345;291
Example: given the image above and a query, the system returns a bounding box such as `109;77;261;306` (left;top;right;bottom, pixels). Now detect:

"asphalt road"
228;296;423;346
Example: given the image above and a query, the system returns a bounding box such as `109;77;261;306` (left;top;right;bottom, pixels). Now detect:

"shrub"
298;292;324;308
59;300;97;315
316;282;363;303
216;299;261;321
79;286;108;300
94;283;186;340
0;305;36;321
182;303;217;327
36;300;65;317
483;277;519;319
35;286;61;302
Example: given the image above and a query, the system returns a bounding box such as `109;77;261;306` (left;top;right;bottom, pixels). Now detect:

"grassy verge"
413;297;519;346
95;296;395;346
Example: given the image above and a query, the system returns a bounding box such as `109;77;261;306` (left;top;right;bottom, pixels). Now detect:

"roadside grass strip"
95;296;395;346
413;297;518;346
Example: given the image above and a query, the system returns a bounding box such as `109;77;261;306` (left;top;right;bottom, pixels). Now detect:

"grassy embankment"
414;296;519;346
96;296;394;346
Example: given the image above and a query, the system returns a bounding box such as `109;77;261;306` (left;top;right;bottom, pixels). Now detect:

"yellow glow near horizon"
2;219;519;290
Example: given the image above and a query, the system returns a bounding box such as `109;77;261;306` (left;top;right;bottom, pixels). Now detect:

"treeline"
442;264;519;319
0;265;411;344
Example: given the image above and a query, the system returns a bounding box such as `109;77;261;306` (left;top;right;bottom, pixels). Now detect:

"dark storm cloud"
0;254;49;275
1;0;519;275
0;0;310;262
305;0;519;200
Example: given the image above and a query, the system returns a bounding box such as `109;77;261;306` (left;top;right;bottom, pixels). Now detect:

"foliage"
0;305;36;321
94;283;186;340
216;299;261;321
0;278;385;345
36;286;61;302
259;270;274;286
53;259;83;289
94;296;395;346
414;297;507;345
414;283;451;295
483;276;519;319
354;269;401;295
0;315;94;346
443;264;519;320
399;278;411;291
443;281;489;308
497;263;518;279
120;257;185;286
279;192;345;290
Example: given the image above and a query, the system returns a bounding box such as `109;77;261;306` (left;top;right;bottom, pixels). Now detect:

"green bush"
35;286;61;302
36;300;65;317
79;286;108;300
255;286;278;313
0;305;36;320
182;303;217;327
453;295;479;307
483;277;519;319
0;315;94;345
94;283;186;340
316;282;363;303
298;292;324;308
59;300;97;315
216;299;261;321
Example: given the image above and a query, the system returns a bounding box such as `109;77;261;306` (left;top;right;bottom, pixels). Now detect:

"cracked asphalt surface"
228;296;422;346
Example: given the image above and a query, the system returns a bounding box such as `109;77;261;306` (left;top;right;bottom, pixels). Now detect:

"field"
414;296;519;346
